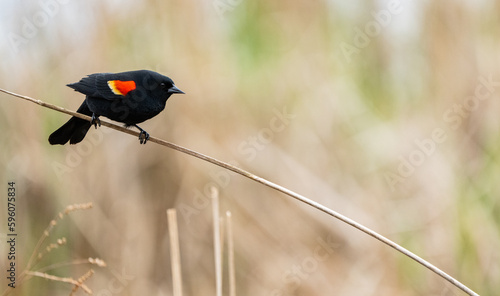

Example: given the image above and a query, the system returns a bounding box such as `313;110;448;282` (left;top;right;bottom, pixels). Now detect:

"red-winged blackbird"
48;70;184;145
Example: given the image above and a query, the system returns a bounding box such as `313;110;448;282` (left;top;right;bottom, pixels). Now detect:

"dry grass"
1;203;105;296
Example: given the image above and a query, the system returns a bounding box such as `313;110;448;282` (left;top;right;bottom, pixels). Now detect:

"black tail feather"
48;100;93;145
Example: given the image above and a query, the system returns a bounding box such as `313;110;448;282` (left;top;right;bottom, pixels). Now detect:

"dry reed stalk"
0;88;479;296
211;187;223;296
167;209;183;296
226;211;236;296
219;217;225;263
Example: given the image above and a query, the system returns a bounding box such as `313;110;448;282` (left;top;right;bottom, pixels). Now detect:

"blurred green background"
1;0;499;295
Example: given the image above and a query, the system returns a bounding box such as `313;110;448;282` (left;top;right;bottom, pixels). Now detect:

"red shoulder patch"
107;80;136;96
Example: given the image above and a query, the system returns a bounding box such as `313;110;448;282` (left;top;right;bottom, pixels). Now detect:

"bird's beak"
168;85;185;94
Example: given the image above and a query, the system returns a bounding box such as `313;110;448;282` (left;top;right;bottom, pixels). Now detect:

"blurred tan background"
1;0;499;295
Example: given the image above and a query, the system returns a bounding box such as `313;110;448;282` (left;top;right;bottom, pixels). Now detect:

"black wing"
67;73;126;100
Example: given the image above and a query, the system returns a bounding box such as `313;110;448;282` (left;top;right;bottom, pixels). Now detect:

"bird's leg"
134;125;150;144
91;113;101;129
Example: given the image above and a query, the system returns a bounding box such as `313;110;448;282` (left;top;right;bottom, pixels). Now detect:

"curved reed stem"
0;88;479;296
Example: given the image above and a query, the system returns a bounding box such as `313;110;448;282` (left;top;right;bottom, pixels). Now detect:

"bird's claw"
134;124;149;144
138;130;150;144
91;114;101;129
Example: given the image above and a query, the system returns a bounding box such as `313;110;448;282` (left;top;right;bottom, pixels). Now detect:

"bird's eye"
160;82;166;89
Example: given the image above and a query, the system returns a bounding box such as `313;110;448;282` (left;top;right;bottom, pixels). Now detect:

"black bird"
48;70;184;145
